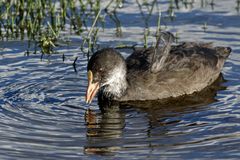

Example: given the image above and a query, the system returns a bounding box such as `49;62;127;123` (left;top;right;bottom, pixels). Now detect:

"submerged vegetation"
0;0;239;58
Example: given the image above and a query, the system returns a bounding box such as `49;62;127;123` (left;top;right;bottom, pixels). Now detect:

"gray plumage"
119;42;231;101
87;35;231;103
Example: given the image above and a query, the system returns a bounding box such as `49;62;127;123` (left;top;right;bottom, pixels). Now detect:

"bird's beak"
86;70;100;104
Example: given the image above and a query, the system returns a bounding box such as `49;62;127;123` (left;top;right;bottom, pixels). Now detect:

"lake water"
0;0;240;159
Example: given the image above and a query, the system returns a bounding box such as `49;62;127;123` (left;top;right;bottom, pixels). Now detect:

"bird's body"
119;42;230;101
85;34;231;104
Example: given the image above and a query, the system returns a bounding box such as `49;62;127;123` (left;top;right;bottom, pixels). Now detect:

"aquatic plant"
236;0;240;13
0;0;104;53
202;22;208;32
104;0;123;37
0;0;233;59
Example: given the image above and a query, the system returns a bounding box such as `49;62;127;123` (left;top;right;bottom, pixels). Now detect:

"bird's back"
119;42;231;101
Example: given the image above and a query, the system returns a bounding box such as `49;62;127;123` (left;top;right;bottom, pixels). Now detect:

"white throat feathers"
102;63;127;98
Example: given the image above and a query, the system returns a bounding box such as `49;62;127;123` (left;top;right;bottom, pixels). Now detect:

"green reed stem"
81;8;102;52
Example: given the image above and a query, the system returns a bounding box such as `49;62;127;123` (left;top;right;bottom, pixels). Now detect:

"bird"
85;32;231;104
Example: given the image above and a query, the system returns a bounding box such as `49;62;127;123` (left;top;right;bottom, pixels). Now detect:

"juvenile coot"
85;32;231;104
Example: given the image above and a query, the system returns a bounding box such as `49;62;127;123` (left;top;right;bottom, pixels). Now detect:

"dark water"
1;1;240;159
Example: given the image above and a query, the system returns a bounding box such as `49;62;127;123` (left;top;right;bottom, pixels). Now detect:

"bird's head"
86;48;127;104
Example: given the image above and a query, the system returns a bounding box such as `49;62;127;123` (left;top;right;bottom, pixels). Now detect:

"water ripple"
0;1;240;159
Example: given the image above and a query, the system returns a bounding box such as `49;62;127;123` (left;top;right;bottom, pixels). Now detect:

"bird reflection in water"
84;74;226;155
84;103;125;155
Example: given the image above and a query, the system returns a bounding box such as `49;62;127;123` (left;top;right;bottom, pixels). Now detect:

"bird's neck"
102;64;127;99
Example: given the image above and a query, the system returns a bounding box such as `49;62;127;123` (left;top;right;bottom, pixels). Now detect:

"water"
0;1;240;159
